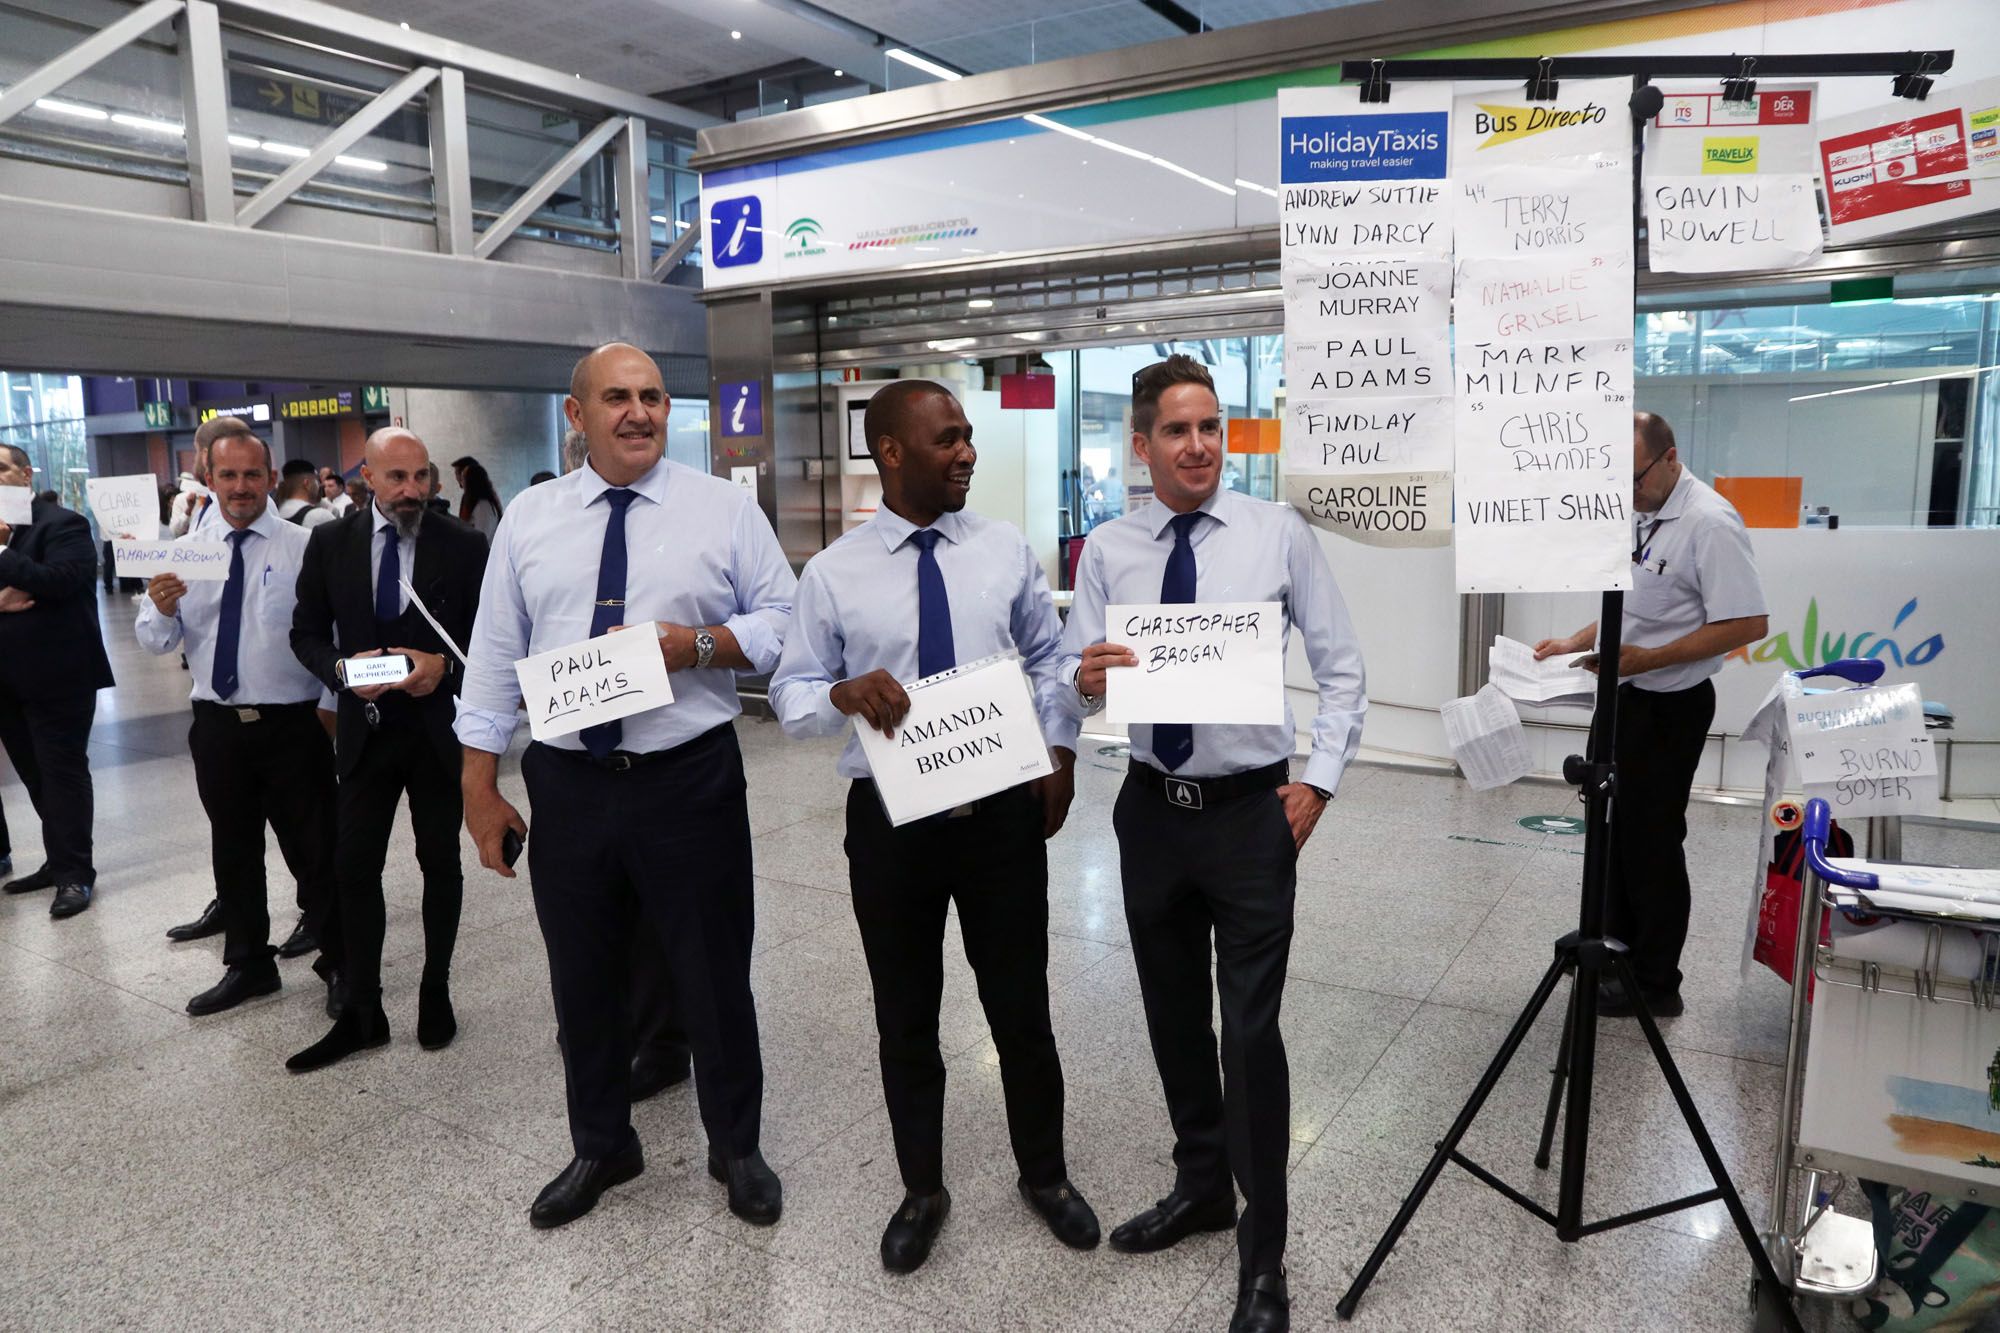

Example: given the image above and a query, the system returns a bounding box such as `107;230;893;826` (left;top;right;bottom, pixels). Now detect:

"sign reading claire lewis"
1102;601;1285;726
1279;83;1453;549
86;475;161;540
514;623;674;743
854;653;1055;827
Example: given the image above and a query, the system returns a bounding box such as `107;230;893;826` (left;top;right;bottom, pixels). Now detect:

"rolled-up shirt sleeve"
721;497;797;675
1013;539;1080;751
1285;512;1367;796
1695;511;1767;623
1053;534;1108;720
133;598;184;655
452;518;531;755
769;563;849;739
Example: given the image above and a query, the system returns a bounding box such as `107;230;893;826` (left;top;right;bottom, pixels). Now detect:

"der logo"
708;196;763;267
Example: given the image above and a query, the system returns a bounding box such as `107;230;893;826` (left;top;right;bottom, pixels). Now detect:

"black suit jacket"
0;501;114;701
291;506;487;778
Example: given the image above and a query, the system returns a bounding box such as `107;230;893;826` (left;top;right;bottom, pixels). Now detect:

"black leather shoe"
0;853;11;879
50;884;92;918
276;920;318;959
880;1188;950;1273
417;984;456;1050
1230;1269;1289;1333
166;897;224;941
1598;980;1683;1019
707;1146;782;1226
285;1006;390;1073
1108;1187;1237;1253
1019;1177;1101;1250
630;1050;692;1102
3;865;54;895
529;1141;644;1229
186;963;281;1015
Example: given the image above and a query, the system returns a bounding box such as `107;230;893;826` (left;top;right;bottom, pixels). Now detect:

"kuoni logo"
719;381;762;438
708;196;763;267
785;216;826;256
1471;100;1608;149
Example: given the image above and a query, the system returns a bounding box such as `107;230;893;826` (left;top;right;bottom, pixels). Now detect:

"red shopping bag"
1753;822;1854;990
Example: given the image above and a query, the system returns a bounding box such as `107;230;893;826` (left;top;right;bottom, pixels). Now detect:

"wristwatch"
1306;783;1332;802
694;628;717;670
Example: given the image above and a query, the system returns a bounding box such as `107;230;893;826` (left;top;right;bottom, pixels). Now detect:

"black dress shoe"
1598;980;1683;1019
529;1141;644;1229
286;1006;390;1073
166;897;224;942
0;853;11;878
50;884;92;918
276;920;318;959
417;983;456;1050
706;1146;782;1226
630;1050;692;1102
1108;1187;1237;1253
3;865;54;895
1230;1269;1289;1333
1019;1177;1101;1249
880;1188;950;1273
186;963;281;1015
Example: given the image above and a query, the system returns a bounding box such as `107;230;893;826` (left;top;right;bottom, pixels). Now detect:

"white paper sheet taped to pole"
1285;472;1452;549
1644;173;1823;272
1455;336;1633;400
1285;395;1453;475
1450;252;1635;344
1455;164;1634;258
1455;392;1633;475
1453;468;1632;594
1280;257;1453;334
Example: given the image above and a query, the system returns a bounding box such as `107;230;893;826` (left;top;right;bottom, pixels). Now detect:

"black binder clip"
1721;56;1757;105
1526;56;1558;103
1359;59;1391;105
1893;52;1937;101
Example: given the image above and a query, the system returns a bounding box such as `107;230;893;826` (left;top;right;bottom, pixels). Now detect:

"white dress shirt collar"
871;504;968;554
574;455;671;510
1143;484;1233;540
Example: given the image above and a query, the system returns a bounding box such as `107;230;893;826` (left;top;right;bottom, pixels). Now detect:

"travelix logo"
1471;101;1608;150
1724;596;1944;670
708;195;762;267
785;217;827;257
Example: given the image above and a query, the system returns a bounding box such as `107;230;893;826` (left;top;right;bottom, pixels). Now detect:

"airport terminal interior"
6;0;2000;1330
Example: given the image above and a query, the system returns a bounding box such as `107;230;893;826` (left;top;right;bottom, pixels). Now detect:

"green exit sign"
361;385;390;412
142;401;171;429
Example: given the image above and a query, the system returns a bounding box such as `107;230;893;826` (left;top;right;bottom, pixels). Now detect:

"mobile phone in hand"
501;827;525;868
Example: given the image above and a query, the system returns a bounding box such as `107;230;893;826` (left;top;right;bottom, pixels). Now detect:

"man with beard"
285;428;488;1070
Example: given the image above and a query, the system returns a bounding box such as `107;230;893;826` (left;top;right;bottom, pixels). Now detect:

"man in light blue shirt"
134;427;337;1018
454;342;794;1232
771;380;1099;1274
1058;355;1366;1333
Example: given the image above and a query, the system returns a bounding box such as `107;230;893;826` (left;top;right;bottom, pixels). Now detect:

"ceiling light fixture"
262;140;309;157
1023;112;1092;142
111;112;183;136
228;133;259;148
730;30;742;39
34;97;108;120
334;154;387;172
833;69;843;77
967;298;993;309
1233;177;1279;198
886;48;961;81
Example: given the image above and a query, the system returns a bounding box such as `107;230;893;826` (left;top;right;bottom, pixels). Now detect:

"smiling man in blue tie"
1058;355;1367;1333
770;380;1097;1275
454;343;796;1231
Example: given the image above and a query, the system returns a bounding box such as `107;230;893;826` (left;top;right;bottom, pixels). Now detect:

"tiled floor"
4;593;1997;1331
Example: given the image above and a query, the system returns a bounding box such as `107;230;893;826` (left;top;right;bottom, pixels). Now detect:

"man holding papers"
284;427;488;1074
1533;411;1767;1020
454;343;794;1231
770;379;1098;1274
1059;355;1366;1333
133;430;337;1015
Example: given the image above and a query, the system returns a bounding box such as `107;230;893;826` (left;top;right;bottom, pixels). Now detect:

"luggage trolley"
1760;796;2000;1313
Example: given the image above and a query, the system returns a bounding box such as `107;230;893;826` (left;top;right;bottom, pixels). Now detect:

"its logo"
785;216;826;256
718;381;762;438
707;196;762;267
1471;101;1608;150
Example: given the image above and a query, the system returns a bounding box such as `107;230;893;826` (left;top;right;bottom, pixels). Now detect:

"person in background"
424;464;450;516
346;477;371;512
0;444;115;919
276;460;336;529
450;456;503;539
528;471;556;487
36;490;57;506
321;468;355;518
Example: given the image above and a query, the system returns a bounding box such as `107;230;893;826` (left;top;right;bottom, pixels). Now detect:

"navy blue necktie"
581;488;636;758
911;529;955;679
211;528;249;701
1152;512;1202;772
375;525;401;629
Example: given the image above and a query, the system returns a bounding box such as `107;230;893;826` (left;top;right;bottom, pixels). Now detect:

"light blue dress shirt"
370;502;416;617
770;506;1080;779
1056;486;1368;795
453;456;796;755
134;504;328;706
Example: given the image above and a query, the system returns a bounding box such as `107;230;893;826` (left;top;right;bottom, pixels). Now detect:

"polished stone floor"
4;594;1996;1331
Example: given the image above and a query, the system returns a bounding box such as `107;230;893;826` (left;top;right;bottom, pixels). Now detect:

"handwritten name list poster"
1278;84;1453;548
1451;78;1635;594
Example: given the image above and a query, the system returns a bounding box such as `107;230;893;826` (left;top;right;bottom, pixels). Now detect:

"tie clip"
594;598;625;607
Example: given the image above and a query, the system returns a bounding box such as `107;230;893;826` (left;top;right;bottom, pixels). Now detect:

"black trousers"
523;725;762;1161
1114;773;1297;1275
844;780;1067;1196
1602;678;1716;994
187;701;336;969
0;687;98;886
319;722;463;1009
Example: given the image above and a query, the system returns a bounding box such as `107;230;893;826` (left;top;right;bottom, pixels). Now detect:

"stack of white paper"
1487;635;1597;706
1441;683;1533;792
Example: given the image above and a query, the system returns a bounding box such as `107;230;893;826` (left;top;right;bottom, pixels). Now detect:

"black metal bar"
1534;965;1577;1171
1573;1189;1727;1236
1338;51;1951;83
1449;1152;1561;1227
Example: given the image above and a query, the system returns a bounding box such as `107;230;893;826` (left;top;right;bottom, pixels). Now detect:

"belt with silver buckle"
1126;758;1288;811
196;699;313;724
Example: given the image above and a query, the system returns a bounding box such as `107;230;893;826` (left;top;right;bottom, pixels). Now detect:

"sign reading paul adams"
854;653;1055;827
514;623;675;743
1102;601;1285;727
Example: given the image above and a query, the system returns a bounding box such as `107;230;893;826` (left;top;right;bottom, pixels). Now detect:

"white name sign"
855;653;1055;827
86;474;159;540
342;655;413;687
1791;682;1940;817
1103;600;1285;726
514;623;674;743
110;539;233;580
0;486;31;526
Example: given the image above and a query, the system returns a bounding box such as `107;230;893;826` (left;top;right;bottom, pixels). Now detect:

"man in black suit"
285;428;488;1072
0;446;115;918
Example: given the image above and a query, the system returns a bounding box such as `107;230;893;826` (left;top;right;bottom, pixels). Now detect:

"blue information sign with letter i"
719;381;763;437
